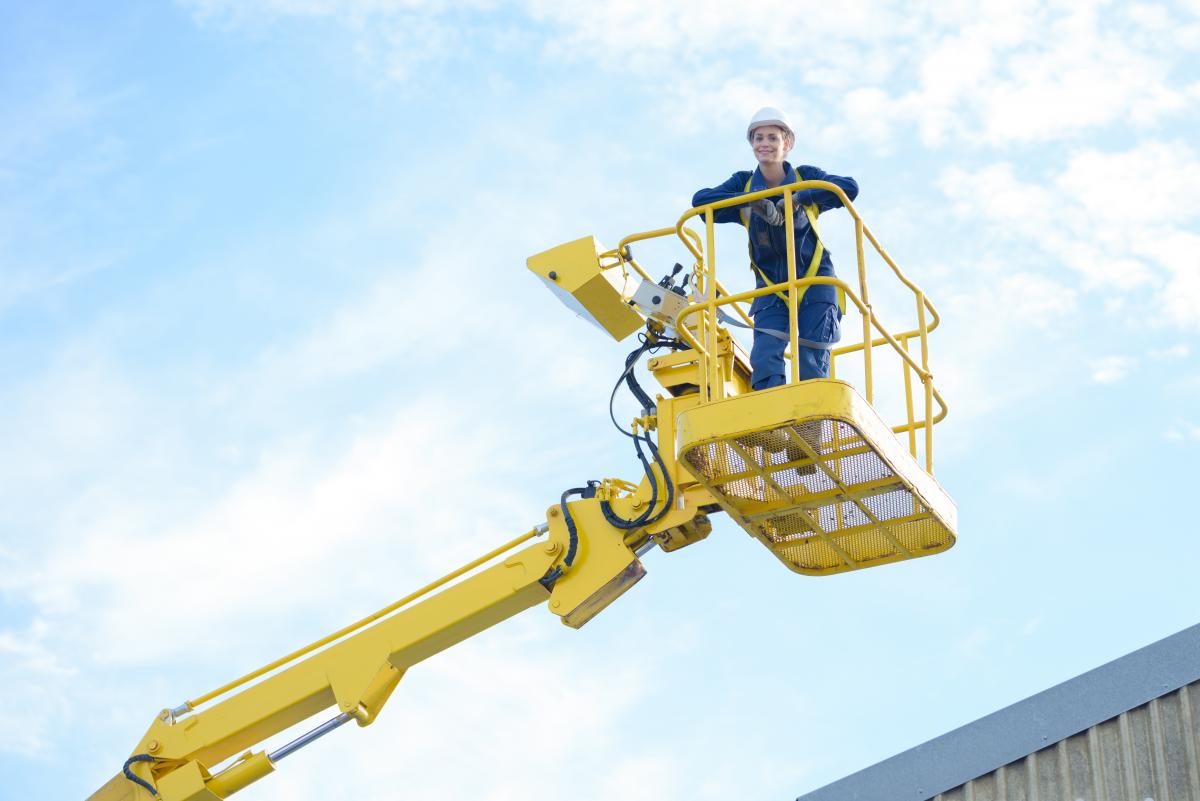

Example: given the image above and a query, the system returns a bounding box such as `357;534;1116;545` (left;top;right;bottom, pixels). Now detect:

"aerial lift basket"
676;380;956;576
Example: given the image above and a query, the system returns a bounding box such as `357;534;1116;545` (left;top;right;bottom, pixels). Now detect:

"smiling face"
750;124;793;169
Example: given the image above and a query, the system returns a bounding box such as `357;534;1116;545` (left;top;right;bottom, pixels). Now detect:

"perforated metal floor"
681;418;954;575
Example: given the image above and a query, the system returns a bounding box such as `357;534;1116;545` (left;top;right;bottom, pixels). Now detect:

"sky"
2;1;1199;799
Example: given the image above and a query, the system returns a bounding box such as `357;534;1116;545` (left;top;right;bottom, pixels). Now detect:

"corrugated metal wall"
935;681;1200;801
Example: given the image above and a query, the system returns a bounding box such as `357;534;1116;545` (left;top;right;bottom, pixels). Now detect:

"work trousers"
749;301;841;390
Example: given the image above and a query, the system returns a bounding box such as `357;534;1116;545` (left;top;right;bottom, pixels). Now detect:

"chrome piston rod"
268;712;355;763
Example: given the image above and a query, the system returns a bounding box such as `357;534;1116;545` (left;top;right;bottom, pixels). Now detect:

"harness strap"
738;169;846;315
716;307;840;350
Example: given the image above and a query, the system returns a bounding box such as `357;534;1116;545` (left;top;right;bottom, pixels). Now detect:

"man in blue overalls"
692;107;858;390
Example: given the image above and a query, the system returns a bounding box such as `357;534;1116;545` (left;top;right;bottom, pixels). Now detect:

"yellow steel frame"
90;188;954;800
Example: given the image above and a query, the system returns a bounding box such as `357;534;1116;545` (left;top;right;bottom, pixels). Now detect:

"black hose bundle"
601;333;689;530
542;331;690;590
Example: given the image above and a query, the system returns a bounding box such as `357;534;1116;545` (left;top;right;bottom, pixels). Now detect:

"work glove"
749;198;784;226
776;193;812;230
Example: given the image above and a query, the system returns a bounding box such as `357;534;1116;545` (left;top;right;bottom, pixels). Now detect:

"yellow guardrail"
614;180;947;473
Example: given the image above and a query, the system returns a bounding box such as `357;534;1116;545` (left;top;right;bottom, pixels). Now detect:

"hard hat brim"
746;120;795;141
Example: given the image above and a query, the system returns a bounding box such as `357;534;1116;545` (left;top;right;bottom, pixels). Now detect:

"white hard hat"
746;106;794;141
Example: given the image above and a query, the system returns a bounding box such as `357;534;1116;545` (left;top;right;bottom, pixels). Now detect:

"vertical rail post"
705;209;720;401
901;336;917;457
901;334;919;516
856;218;874;404
783;191;799;384
916;292;933;473
855;217;869;307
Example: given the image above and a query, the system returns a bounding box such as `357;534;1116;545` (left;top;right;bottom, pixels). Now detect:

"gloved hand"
777;193;816;230
749;198;784;226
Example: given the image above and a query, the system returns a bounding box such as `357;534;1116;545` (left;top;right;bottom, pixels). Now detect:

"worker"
692;107;858;389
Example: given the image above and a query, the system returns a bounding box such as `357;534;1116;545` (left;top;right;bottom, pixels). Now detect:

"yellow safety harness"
738;168;846;315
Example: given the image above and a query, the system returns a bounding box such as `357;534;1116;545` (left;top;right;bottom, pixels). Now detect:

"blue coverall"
692;162;859;389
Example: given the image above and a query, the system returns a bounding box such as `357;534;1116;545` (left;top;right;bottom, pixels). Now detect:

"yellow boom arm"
88;485;715;801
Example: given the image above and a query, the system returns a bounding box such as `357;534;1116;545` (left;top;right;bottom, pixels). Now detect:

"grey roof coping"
796;622;1200;801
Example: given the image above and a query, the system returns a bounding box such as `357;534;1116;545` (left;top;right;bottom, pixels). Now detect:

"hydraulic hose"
540;485;590;590
559;486;587;567
600;333;688;530
123;755;158;797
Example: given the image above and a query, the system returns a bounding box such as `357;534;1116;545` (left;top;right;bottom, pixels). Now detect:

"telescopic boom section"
87;496;676;796
88;536;555;801
89;482;712;801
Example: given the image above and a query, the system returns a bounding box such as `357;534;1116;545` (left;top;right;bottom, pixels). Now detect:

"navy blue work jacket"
692;162;858;315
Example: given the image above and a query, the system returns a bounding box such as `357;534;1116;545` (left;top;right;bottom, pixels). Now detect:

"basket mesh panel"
779;538;841;570
682;417;953;574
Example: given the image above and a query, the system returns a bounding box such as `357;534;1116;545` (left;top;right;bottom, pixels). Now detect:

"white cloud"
0;69;137;311
658;74;801;138
259;261;470;382
897;257;1080;449
998;271;1080;323
840;87;905;151
13;395;539;667
180;0;497;81
0;620;75;757
528;0;904;74
182;0;466;22
0;345;153;494
975;6;1181;142
176;1;1200;148
1146;229;1200;329
1165;420;1200;441
1056;141;1200;227
939;142;1200;330
1150;343;1190;360
1090;355;1136;383
864;3;1198;147
940;162;1059;224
